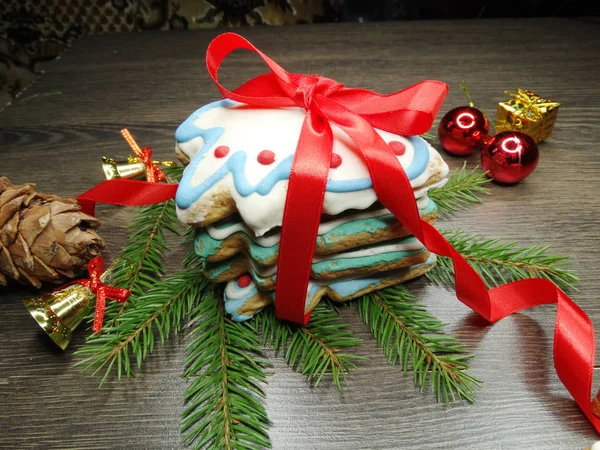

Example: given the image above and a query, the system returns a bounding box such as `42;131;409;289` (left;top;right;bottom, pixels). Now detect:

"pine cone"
0;177;104;288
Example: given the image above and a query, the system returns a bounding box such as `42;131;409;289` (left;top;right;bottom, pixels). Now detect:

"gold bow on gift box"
495;89;560;143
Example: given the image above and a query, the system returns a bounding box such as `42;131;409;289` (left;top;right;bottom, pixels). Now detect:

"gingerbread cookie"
195;199;438;265
173;99;449;322
223;254;437;321
204;235;430;288
175;100;449;236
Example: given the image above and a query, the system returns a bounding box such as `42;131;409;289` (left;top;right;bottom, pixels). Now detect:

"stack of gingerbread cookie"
174;100;449;321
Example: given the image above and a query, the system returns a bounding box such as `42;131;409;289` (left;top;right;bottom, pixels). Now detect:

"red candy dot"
257;150;276;165
388;140;406;156
237;275;252;288
330;153;342;169
214;146;230;158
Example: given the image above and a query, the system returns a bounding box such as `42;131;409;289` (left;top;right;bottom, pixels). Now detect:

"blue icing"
205;236;425;282
175;99;431;210
175;99;235;143
223;253;436;322
175;100;231;209
224;298;253;322
224;284;258;322
195;200;438;265
310;246;426;276
204;257;235;279
326;253;436;297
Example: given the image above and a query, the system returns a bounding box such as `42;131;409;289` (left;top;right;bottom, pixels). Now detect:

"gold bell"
24;284;95;350
101;156;146;180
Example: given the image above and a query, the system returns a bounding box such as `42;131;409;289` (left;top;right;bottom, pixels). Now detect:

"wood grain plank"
1;17;600;449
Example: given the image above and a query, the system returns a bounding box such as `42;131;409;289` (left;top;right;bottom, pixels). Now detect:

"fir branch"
107;165;183;292
108;199;179;294
427;229;578;292
358;285;480;403
428;163;490;216
258;302;363;390
182;289;271;450
101;165;184;322
76;252;208;385
164;164;184;182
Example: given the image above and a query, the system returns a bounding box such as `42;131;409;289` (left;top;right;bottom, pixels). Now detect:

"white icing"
225;280;255;300
413;178;448;198
312;240;424;262
246;240;425;278
177;103;449;235
415;195;430;210
177;136;205;161
207;198;432;248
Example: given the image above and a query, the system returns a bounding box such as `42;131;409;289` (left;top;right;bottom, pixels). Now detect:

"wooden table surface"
1;17;600;450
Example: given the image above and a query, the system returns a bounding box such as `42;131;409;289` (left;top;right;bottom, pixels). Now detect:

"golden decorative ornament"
23;283;95;350
101;155;147;180
495;89;560;143
101;129;176;181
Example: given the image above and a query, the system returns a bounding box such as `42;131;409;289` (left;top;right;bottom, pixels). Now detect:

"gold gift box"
495;89;560;143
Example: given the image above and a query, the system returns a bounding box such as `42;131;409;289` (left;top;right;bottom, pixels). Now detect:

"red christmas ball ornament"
481;131;539;184
438;106;489;156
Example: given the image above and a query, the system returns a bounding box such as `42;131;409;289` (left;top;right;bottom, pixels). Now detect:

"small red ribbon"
77;179;178;217
139;147;166;183
76;257;130;333
120;129;166;183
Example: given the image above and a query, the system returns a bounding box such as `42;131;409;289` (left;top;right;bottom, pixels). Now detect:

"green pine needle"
107;199;179;295
182;288;271;450
427;229;578;292
75;252;208;386
428;163;491;216
257;301;363;390
101;165;184;324
357;285;481;403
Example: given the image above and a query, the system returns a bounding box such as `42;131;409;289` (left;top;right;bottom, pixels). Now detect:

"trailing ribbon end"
76;180;179;217
203;31;600;434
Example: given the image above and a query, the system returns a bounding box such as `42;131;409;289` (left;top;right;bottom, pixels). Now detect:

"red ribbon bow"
206;33;447;324
206;33;600;432
138;147;166;183
120;128;167;183
76;257;130;333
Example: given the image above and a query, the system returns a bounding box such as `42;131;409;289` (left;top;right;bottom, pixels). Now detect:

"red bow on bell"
120;128;167;183
77;257;130;333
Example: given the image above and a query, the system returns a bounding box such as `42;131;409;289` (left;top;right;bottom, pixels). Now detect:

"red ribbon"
204;33;600;432
77;179;178;217
138;147;165;183
76;257;130;333
75;129;178;216
120;128;166;183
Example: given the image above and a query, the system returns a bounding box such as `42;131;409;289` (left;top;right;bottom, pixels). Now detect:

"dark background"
0;0;598;105
335;0;599;21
